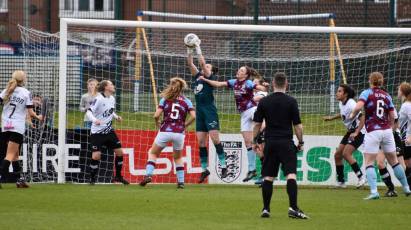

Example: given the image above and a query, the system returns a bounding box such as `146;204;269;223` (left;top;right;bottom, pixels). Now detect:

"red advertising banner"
116;130;203;184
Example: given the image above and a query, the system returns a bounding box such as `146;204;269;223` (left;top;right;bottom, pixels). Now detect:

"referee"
253;72;309;219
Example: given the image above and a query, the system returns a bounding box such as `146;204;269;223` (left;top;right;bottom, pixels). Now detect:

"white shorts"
363;129;396;154
240;107;256;132
154;132;185;150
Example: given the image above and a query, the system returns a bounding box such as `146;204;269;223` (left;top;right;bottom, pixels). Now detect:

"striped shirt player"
154;96;194;150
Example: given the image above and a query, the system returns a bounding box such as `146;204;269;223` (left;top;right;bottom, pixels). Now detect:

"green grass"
0;184;408;230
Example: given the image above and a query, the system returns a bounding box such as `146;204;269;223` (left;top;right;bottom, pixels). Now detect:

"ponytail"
369;72;384;87
161;77;188;100
245;66;260;79
3;70;26;103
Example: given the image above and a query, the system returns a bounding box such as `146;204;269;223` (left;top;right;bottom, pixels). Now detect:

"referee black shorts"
340;130;364;149
90;131;122;152
262;139;297;178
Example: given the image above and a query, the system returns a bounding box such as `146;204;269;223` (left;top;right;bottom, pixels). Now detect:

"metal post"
364;0;368;27
253;0;259;25
387;0;397;93
114;0;123;110
24;0;30;27
46;0;51;32
389;0;396;27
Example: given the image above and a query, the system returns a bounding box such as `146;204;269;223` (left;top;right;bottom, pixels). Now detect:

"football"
184;33;200;48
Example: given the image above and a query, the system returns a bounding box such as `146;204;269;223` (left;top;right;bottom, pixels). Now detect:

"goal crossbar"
61;18;411;34
136;10;334;22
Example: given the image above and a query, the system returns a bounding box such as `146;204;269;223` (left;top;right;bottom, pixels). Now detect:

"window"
79;0;90;11
108;0;113;11
64;0;73;10
94;0;103;11
0;0;8;13
345;0;389;2
59;0;114;19
270;0;317;2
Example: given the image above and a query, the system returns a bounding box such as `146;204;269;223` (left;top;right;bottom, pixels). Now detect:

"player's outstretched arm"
323;114;341;121
198;76;227;88
185;110;196;127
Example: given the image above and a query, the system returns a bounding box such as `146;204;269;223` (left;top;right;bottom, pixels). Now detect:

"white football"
184;33;200;48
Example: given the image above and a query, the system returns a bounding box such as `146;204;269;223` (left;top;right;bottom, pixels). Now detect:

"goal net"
18;20;411;186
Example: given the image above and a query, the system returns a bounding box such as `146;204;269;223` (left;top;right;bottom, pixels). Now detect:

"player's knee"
5;152;16;161
92;152;101;160
114;148;123;156
173;150;182;159
334;152;343;161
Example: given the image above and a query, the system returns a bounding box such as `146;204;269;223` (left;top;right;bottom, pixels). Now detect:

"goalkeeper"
186;37;227;183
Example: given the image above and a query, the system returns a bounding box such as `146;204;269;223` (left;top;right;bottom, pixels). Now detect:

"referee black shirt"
253;92;301;140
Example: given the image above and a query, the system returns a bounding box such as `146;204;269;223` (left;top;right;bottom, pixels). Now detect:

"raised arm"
187;53;199;76
199;76;227;88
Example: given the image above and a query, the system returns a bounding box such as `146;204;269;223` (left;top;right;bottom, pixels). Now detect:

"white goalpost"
19;18;411;185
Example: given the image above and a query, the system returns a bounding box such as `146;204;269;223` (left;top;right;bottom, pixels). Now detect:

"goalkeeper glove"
194;40;202;55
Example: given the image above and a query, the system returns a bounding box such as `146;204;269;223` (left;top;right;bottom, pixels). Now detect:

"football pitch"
0;184;409;230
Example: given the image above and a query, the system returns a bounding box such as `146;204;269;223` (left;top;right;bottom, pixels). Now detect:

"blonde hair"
161;77;187;100
3;70;26;103
87;78;98;96
369;72;384;87
399;82;411;102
